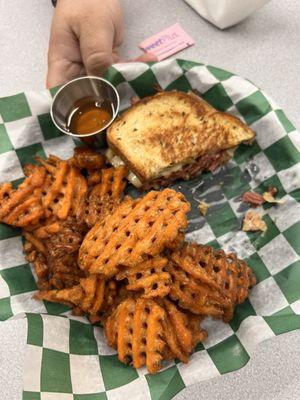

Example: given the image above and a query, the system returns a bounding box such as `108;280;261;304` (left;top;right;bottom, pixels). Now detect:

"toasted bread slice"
107;91;255;182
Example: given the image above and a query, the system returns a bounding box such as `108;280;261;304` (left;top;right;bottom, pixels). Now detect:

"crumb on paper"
198;201;209;216
241;186;283;208
263;191;285;204
241;191;265;207
242;210;267;232
267;186;278;196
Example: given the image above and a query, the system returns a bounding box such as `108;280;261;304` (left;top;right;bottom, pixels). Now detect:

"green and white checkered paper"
0;59;300;400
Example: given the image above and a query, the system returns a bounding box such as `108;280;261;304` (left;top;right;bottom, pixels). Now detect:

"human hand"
47;0;156;88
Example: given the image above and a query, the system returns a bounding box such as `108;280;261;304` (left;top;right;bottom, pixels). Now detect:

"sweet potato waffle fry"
36;277;123;323
166;259;230;319
0;165;46;227
36;157;88;221
35;284;84;307
84;166;128;227
70;146;106;171
79;189;190;278
116;256;171;298
94;166;128;198
161;298;207;362
43;216;87;258
84;193;122;228
104;297;206;373
86;170;102;186
35;275;104;313
80;151;126;187
0;146;257;374
24;215;88;290
167;243;256;321
25;243;84;291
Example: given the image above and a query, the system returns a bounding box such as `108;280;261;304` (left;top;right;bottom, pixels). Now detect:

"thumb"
79;22;114;76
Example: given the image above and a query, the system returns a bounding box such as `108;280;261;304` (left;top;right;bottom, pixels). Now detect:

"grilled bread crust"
107;91;255;182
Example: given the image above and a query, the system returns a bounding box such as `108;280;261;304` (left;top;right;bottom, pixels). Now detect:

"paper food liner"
0;59;299;400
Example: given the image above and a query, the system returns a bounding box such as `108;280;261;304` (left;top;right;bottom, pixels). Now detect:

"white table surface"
0;1;300;399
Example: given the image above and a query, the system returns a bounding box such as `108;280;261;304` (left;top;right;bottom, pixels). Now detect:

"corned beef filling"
142;150;231;190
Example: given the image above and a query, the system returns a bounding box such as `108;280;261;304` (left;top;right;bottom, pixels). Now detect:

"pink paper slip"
139;23;195;61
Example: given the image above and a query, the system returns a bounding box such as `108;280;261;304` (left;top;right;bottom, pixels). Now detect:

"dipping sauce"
66;97;113;135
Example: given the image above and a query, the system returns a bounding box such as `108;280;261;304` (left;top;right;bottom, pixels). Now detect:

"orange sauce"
67;98;113;135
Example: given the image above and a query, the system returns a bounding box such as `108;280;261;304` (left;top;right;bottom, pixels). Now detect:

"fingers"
47;0;124;87
47;0;157;87
47;60;85;89
47;4;83;88
78;23;117;76
80;41;114;77
76;0;124;76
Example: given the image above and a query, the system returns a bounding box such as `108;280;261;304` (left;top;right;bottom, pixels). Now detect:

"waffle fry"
87;165;129;191
0;165;46;227
88;280;129;324
24;231;47;255
48;270;83;290
24;246;51;290
31;219;61;239
78;278;119;320
167;260;230;318
35;276;120;320
71;146;106;170
35;284;84;307
25;216;87;259
72;173;89;221
36;155;88;220
84;166;128;227
79;189;190;278
34;154;61;174
24;216;88;290
177;243;256;304
104;297;206;373
0;145;258;374
162;299;206;355
96;166;128;198
6;153;89;289
167;243;256;321
87;170;103;186
36;275;103;313
29;249;84;290
116;256;171;298
85;193;122;228
41;160;88;221
79;275;106;315
45;216;88;259
104;298;166;372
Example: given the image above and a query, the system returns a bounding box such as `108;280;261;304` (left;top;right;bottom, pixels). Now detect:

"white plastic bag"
184;0;271;29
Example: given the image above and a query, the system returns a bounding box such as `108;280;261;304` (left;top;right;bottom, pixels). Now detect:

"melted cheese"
106;149;185;184
106;148;235;188
105;148;143;188
160;163;185;177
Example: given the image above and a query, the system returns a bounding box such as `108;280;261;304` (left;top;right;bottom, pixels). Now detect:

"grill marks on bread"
107;91;255;183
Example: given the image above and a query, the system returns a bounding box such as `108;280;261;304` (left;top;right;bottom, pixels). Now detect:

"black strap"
52;0;57;6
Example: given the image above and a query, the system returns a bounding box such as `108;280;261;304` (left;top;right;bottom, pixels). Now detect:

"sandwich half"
106;91;255;189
